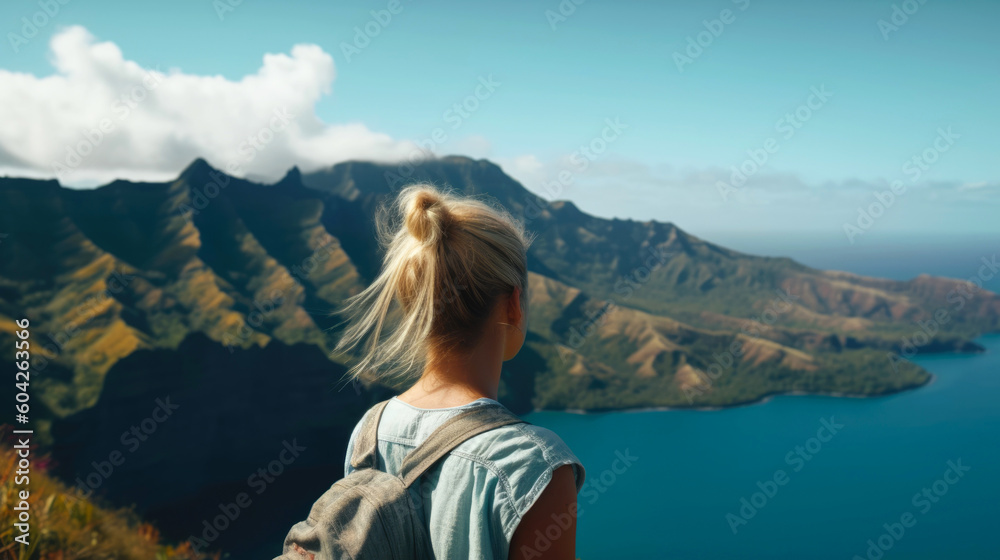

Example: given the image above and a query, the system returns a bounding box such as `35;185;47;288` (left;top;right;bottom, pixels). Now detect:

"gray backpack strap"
398;403;524;488
350;399;391;470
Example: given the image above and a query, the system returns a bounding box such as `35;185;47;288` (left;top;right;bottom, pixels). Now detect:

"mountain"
1;156;997;425
48;334;388;556
3;155;997;554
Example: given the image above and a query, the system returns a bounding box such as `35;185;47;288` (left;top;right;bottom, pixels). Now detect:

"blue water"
527;337;1000;559
526;243;1000;559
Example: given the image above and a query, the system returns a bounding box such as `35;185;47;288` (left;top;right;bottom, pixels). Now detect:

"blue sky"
1;0;997;238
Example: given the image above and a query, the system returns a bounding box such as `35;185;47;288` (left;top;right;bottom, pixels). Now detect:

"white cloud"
495;154;545;189
446;135;493;160
492;151;999;234
0;26;421;186
1;25;993;238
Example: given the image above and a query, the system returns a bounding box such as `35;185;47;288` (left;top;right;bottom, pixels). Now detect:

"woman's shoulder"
484;423;583;482
345;400;586;493
456;420;585;543
456;414;578;459
457;421;585;497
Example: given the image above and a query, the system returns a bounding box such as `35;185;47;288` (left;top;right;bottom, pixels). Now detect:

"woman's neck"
397;337;504;409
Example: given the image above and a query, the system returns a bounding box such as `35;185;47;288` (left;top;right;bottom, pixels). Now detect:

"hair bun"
405;188;448;245
336;182;530;382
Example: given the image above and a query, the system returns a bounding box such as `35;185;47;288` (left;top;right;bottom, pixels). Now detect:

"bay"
528;335;999;559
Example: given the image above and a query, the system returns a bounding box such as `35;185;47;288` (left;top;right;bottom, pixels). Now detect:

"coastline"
546;373;938;416
542;333;999;416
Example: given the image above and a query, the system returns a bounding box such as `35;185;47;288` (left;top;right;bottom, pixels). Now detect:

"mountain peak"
1;155;995;421
179;157;216;180
275;165;302;187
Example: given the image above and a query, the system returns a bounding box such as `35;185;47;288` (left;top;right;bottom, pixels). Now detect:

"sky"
0;0;997;240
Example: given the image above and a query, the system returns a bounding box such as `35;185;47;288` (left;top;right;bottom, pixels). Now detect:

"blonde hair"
336;184;531;383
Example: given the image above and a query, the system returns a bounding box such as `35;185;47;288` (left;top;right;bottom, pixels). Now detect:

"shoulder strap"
398;403;524;488
349;399;391;470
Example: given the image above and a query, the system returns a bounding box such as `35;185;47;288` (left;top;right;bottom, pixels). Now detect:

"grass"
0;427;218;560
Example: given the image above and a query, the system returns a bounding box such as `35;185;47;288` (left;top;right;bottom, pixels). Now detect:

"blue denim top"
343;396;586;559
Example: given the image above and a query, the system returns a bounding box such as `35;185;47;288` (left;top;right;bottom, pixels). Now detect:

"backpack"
275;399;525;560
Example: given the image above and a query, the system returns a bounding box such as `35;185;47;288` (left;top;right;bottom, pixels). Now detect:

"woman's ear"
502;288;526;361
507;287;523;326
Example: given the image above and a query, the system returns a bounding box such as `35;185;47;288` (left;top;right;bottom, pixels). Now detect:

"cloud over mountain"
0;26;420;186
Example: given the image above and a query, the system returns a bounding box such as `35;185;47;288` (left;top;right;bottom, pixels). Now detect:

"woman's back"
314;184;586;557
344;397;586;559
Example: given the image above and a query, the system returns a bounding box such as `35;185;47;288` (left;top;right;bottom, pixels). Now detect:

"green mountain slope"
1;156;997;426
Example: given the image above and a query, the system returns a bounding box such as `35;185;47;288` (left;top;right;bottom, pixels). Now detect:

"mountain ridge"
1;155;997;425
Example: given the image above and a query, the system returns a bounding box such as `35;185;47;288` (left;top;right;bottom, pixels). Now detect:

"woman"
337;185;586;559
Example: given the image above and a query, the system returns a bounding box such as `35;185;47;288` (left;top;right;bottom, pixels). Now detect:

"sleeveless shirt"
343;396;586;559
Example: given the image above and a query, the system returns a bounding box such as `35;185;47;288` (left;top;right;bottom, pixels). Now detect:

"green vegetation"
0;430;217;560
527;340;930;411
0;156;996;429
0;155;992;558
